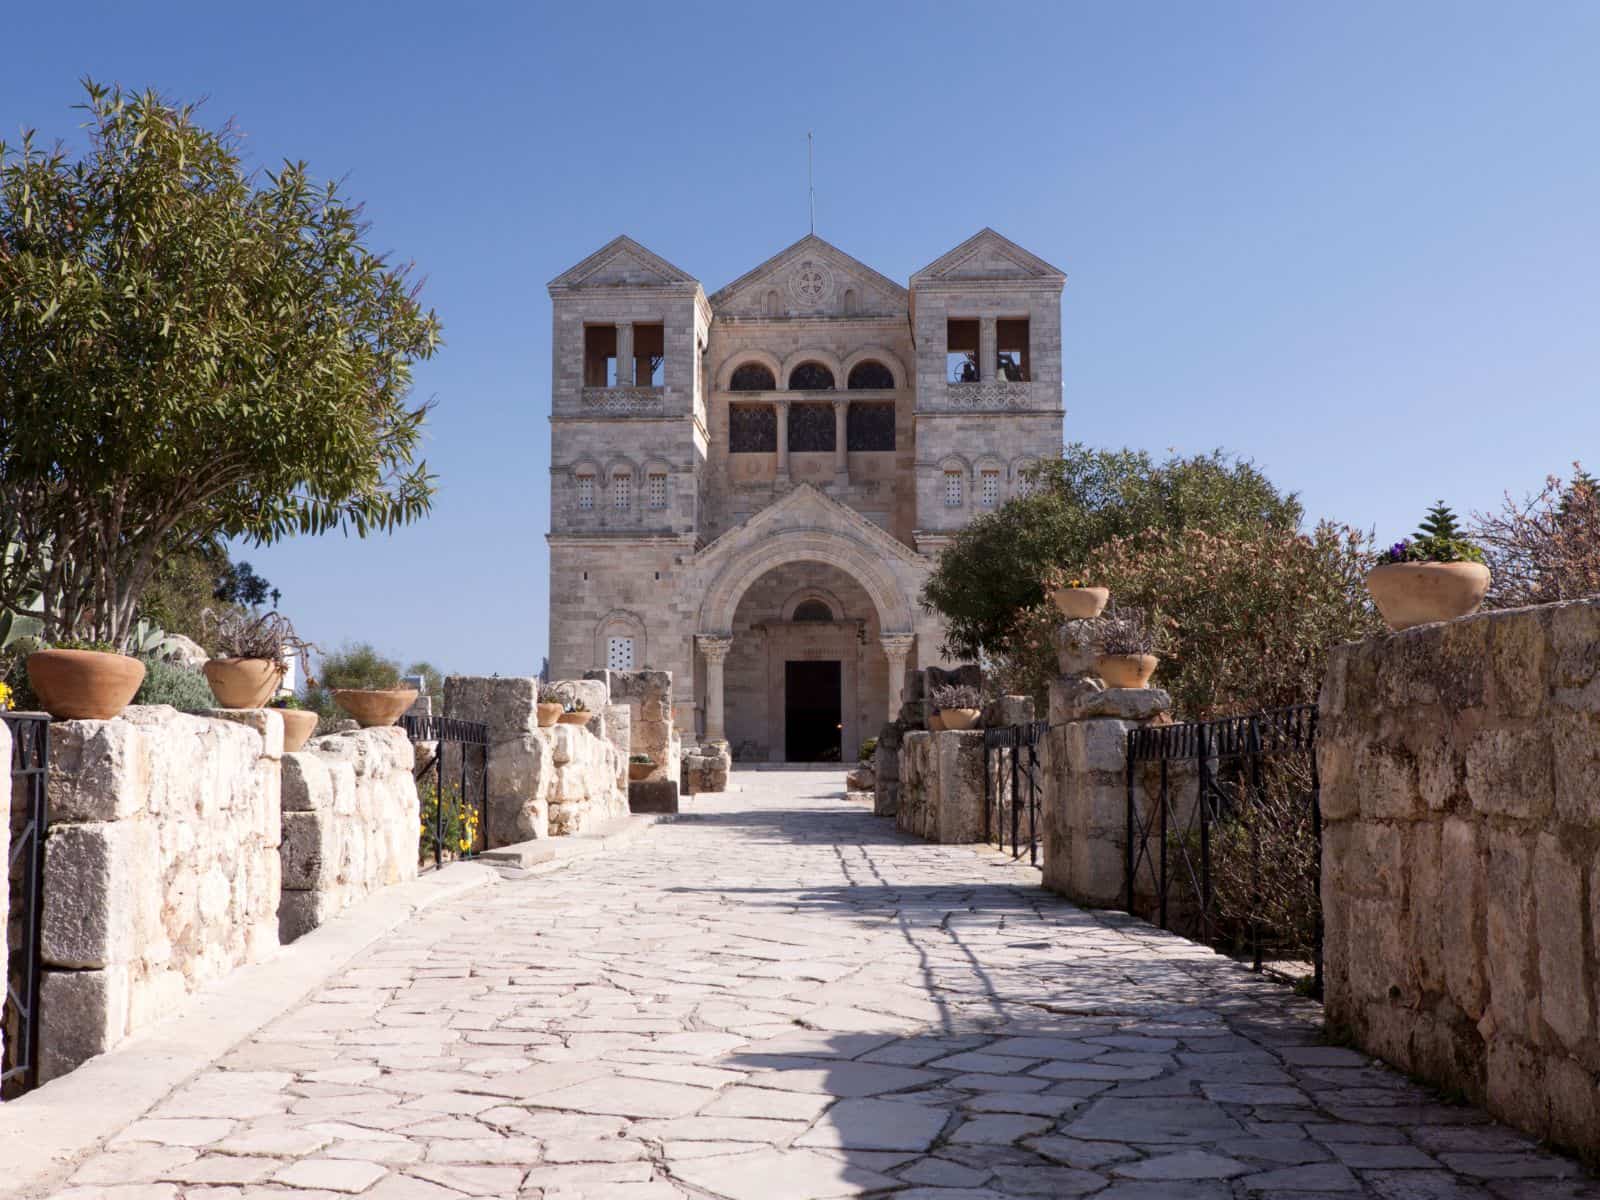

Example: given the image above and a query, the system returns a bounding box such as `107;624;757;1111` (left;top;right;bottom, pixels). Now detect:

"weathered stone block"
281;750;332;812
46;719;149;822
1465;727;1554;821
1534;833;1591;1049
203;708;285;759
42;820;148;968
40;967;129;1082
629;779;678;813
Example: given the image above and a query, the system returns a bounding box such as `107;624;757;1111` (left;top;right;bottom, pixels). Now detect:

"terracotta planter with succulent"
558;700;592;726
1044;569;1109;620
629;754;655;782
26;642;146;720
1367;502;1491;631
1095;606;1162;690
200;610;316;709
536;685;564;728
930;683;982;731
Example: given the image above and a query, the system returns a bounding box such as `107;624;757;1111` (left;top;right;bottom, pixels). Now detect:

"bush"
1474;465;1600;607
858;737;877;763
133;658;215;712
419;778;480;865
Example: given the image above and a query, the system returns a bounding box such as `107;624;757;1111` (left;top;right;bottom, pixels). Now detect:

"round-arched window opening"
729;363;776;391
792;599;833;622
788;362;836;391
847;361;895;390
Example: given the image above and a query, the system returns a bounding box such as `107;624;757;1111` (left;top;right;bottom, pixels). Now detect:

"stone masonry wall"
39;706;281;1081
278;728;420;942
1320;599;1600;1161
0;718;10;1082
895;730;985;844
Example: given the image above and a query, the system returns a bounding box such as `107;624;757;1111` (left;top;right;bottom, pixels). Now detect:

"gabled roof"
910;227;1066;285
690;482;924;568
547;235;699;291
708;234;908;307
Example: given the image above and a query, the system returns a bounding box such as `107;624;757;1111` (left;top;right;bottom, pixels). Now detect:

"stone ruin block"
629;779;679;814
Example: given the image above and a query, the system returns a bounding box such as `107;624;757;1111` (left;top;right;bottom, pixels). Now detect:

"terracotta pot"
26;649;145;721
1051;586;1110;620
537;702;564;728
629;761;654;782
928;712;947;732
1367;561;1490;631
1097;653;1159;689
941;707;981;731
558;710;592;725
332;688;417;728
278;708;320;752
203;657;285;709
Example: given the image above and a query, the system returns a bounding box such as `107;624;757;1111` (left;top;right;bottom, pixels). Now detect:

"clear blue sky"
5;2;1595;674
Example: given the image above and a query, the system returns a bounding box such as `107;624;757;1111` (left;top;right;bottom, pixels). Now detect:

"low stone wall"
444;676;628;843
1320;599;1600;1162
895;730;984;843
40;706;281;1080
681;741;730;794
278;728;420;941
585;669;680;786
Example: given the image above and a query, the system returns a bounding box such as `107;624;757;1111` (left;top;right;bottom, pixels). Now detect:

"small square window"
647;473;667;510
576;474;594;510
944;471;964;507
612;471;631;510
607;637;634;670
980;469;1000;507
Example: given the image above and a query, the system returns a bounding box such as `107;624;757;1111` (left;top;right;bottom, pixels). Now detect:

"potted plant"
1367;502;1491;630
558;697;591;726
26;638;147;721
1095;606;1161;689
270;695;320;753
629;753;655;782
324;655;417;728
930;683;982;731
537;684;564;728
1044;567;1110;620
201;609;316;709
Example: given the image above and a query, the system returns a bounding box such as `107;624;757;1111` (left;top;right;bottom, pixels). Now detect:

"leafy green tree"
922;444;1301;661
405;660;444;700
0;81;441;647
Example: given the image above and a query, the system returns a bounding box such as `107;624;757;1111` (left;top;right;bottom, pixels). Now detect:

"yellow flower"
0;681;13;711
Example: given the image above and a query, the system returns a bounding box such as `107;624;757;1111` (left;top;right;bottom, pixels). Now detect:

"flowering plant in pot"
1043;566;1109;620
201;609;317;709
536;684;564;728
269;695;320;753
930;683;983;731
25;637;146;721
323;654;417;728
1095;606;1162;689
628;753;655;782
1367;502;1490;630
558;696;591;725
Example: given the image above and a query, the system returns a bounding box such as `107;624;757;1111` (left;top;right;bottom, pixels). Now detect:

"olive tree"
0;82;441;646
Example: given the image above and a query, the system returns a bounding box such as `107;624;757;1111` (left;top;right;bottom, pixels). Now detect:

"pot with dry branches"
202;609;318;709
1095;607;1161;689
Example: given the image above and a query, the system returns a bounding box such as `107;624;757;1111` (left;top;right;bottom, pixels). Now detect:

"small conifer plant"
1375;501;1485;566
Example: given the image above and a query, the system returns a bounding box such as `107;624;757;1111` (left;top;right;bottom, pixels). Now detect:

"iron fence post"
1125;729;1136;914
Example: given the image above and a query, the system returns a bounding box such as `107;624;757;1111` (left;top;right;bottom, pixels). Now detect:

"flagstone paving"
46;771;1598;1199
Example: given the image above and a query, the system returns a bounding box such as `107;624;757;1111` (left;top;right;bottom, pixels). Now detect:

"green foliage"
1476;464;1600;607
132;657;213;712
858;737;877;763
1414;500;1466;543
418;778;480;864
313;643;402;691
629;753;654;765
922;444;1301;661
405;660;444;699
1376;500;1485;565
0;81;441;647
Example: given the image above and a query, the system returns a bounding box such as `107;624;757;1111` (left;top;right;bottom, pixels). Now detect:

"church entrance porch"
784;659;842;761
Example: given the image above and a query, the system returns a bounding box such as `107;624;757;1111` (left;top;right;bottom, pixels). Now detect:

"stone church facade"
545;228;1065;761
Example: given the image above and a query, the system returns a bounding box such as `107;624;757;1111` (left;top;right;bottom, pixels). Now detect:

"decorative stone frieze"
579;386;665;415
1320;599;1600;1162
928;381;1038;412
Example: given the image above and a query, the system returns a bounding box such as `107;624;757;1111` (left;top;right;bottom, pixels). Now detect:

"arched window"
729;363;776;391
847;360;895;390
788;362;835;390
792;599;833;622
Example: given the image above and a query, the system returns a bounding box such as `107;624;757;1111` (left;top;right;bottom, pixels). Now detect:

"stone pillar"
615;321;634;387
0;718;10;1081
880;633;914;723
832;398;849;479
774;399;789;481
979;317;998;381
697;634;733;742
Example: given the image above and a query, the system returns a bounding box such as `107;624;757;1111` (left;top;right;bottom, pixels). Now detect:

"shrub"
930;683;981;710
1474;465;1600;607
419;778;480;865
858;737;878;763
1098;606;1161;656
133;658;214;712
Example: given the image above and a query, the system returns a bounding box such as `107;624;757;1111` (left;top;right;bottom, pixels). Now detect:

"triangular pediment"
548;235;698;290
910;227;1065;285
709;234;908;318
691;483;924;568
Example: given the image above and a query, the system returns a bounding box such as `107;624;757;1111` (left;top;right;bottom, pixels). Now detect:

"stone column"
832;398;849;480
774;399;790;481
615;321;634;387
881;633;914;723
697;634;733;741
979;317;997;381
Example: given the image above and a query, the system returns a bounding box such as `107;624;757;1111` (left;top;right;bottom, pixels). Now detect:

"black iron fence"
3;713;49;1098
400;715;490;870
982;721;1048;865
1126;704;1322;993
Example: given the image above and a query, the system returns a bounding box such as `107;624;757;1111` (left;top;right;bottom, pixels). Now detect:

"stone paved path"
49;772;1598;1200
